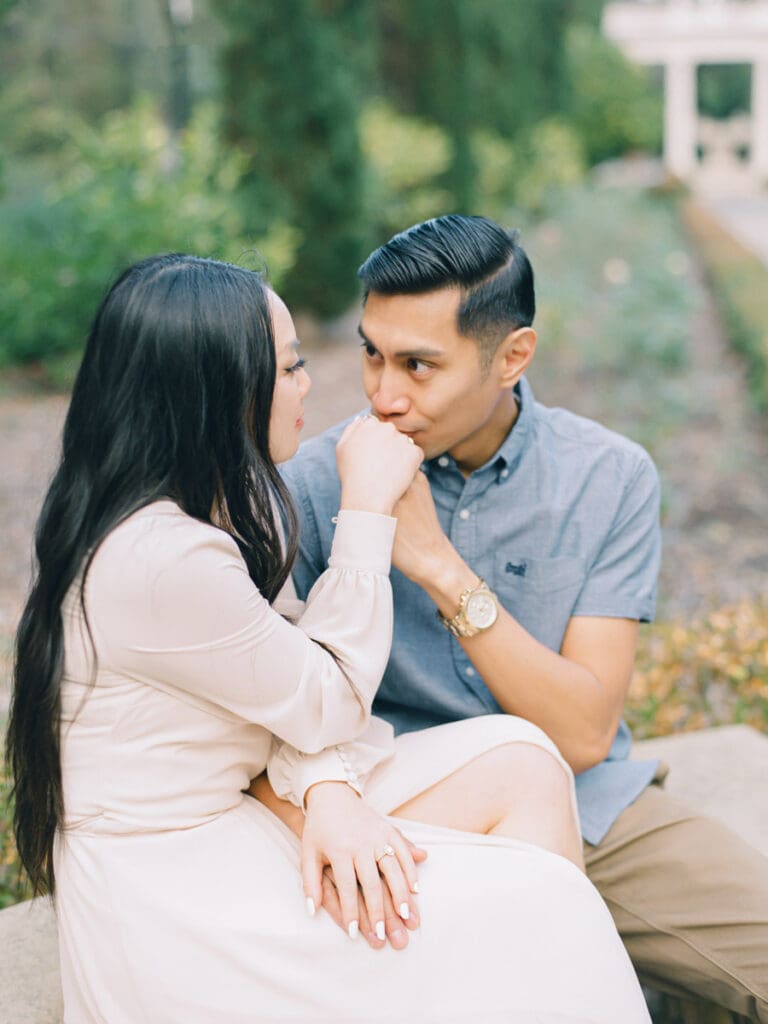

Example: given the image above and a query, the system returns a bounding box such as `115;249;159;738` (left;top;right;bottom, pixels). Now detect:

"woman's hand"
248;775;426;950
303;781;426;950
336;416;423;516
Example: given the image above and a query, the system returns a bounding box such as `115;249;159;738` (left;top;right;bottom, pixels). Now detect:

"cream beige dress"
55;500;650;1023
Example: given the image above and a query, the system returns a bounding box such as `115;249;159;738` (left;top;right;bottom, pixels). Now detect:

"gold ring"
376;844;396;864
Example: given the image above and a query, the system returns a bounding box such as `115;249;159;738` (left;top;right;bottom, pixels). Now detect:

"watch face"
466;591;498;629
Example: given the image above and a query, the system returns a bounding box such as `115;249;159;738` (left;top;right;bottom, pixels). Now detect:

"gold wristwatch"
439;579;500;638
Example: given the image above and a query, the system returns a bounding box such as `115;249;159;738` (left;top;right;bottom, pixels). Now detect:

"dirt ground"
1;272;767;715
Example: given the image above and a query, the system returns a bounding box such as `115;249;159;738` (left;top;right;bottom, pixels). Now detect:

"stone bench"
1;724;767;1024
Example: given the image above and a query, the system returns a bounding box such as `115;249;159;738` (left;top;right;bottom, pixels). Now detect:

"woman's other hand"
302;781;426;950
336;416;423;516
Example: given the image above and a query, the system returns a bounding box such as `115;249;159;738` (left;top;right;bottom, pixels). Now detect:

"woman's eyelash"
287;358;307;374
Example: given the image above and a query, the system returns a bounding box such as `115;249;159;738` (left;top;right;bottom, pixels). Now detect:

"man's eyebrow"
357;324;374;346
356;325;444;360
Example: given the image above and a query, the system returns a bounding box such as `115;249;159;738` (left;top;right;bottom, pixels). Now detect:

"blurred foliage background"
2;0;755;367
0;0;670;366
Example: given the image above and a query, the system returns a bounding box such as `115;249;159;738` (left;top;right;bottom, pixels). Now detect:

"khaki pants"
585;785;768;1022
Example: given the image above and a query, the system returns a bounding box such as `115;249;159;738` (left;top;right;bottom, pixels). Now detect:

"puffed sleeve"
266;717;396;808
88;508;396;754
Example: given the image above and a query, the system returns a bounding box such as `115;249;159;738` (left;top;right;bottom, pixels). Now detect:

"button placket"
335;746;358;785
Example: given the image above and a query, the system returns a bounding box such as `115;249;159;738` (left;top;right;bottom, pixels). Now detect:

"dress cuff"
267;744;364;809
294;747;364;807
328;510;396;575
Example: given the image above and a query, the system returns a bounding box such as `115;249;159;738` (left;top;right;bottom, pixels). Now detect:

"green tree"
217;0;370;317
563;24;663;165
374;0;576;211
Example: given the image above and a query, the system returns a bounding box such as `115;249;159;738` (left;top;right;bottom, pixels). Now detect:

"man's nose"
370;371;410;418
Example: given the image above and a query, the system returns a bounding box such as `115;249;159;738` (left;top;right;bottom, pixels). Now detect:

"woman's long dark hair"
6;254;298;896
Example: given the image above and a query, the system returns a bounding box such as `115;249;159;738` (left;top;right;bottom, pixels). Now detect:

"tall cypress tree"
375;0;575;211
218;0;370;317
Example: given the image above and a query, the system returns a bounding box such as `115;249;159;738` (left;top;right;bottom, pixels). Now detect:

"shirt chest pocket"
493;554;586;652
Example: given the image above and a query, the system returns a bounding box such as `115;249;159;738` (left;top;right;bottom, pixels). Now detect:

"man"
283;215;768;1019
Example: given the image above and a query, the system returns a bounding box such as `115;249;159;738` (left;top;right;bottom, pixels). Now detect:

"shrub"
514;118;587;215
361;102;521;236
470;130;518;221
360;99;453;242
628;600;768;739
0;748;30;909
0;99;295;376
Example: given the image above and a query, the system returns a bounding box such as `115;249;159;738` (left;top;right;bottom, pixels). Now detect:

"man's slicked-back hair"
357;215;535;369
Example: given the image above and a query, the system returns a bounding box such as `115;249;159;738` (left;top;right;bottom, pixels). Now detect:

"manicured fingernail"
375;921;386;941
399;902;410;920
411;881;420;894
306;897;315;917
348;920;359;940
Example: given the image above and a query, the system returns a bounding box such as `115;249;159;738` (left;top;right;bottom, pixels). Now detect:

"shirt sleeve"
266;717;396;808
571;453;661;622
89;510;396;754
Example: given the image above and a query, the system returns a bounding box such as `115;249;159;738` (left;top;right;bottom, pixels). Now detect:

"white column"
752;60;768;184
664;59;698;181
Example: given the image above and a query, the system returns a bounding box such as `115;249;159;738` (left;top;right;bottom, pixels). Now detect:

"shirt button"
465;666;476;677
438;456;450;468
459;509;470;520
500;468;509;479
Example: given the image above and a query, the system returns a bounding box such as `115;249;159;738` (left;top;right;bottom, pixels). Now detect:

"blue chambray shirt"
282;376;661;844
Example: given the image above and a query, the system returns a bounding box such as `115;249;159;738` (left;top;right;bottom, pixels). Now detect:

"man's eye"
360;341;380;360
407;358;431;374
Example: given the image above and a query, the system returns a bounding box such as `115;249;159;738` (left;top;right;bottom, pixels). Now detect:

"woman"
7;254;650;1022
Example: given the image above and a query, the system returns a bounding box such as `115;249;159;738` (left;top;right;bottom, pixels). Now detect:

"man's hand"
392;471;452;585
391;474;638;774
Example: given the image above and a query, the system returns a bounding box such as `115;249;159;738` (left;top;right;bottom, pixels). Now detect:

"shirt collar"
425;376;534;481
492;375;534;476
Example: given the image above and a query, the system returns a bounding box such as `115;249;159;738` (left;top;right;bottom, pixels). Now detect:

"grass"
525;184;699;462
682;199;768;415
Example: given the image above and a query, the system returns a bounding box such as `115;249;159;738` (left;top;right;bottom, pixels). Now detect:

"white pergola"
602;0;768;185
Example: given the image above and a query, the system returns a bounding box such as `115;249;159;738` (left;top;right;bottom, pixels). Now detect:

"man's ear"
496;326;537;388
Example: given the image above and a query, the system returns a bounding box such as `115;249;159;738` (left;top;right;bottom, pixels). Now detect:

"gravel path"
1;259;767;710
